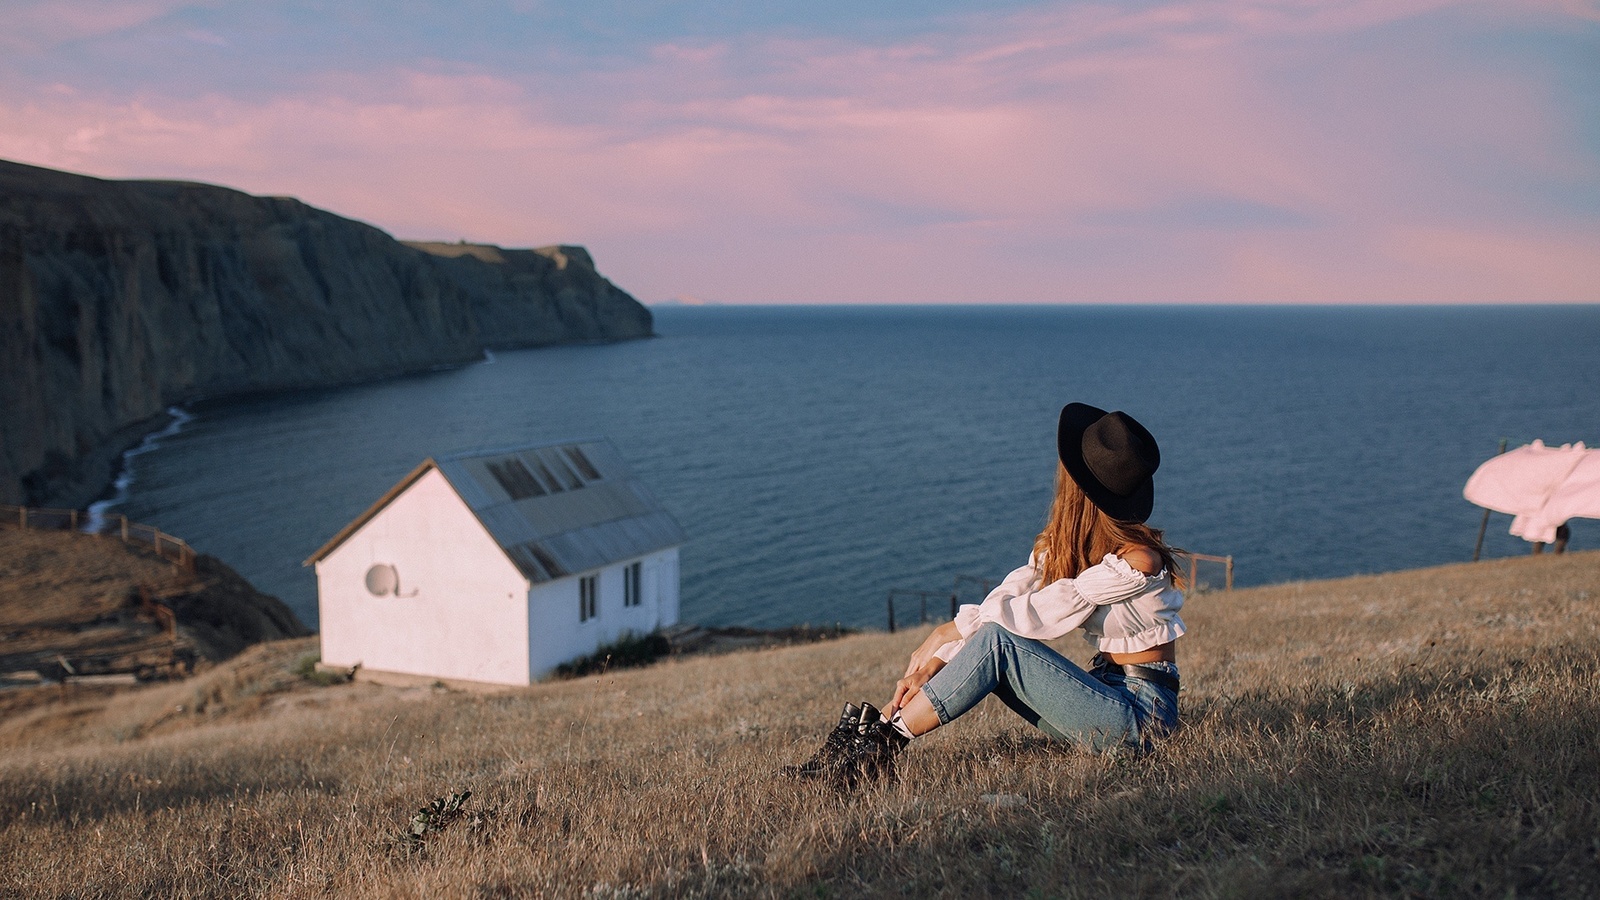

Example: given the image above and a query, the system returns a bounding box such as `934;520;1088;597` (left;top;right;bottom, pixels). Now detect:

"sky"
1;0;1597;304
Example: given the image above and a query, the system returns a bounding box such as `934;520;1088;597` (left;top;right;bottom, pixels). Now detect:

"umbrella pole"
1472;439;1509;562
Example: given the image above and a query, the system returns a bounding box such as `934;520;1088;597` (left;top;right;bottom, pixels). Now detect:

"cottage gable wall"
316;467;530;684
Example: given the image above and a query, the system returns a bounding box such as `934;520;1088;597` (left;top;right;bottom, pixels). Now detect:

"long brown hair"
1031;463;1185;589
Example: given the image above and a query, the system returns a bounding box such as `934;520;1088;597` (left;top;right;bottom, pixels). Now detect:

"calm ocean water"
108;305;1600;631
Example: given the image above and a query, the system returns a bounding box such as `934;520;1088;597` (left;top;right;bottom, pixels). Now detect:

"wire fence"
1180;552;1234;593
1;504;196;573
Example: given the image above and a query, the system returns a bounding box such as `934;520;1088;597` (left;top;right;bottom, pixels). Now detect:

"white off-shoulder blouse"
934;552;1186;660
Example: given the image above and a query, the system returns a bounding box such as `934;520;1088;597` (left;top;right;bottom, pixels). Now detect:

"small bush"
292;652;352;686
554;631;672;678
391;789;492;856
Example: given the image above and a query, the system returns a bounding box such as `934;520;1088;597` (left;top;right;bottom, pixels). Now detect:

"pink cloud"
0;0;198;53
0;0;1593;303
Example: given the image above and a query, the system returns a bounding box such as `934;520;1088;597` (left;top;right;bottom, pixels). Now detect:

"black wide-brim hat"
1057;402;1160;524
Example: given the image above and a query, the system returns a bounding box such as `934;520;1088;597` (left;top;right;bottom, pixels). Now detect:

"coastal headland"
0;158;653;510
1;550;1595;895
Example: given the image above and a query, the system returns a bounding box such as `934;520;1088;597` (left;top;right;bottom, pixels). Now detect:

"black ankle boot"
781;702;862;779
833;705;910;791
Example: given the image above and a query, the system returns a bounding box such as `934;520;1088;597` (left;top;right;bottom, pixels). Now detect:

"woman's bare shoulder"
1117;545;1163;576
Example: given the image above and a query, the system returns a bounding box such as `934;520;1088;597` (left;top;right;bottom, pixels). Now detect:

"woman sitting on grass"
785;403;1187;789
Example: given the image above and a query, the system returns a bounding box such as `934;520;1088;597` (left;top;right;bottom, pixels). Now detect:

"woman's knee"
972;621;1011;647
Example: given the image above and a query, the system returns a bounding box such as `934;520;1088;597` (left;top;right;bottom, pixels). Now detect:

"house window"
579;574;597;622
528;456;566;493
623;561;642;607
488;459;546;500
541;450;584;490
564;446;602;481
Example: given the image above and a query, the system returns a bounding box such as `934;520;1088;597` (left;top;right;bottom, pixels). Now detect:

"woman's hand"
904;620;961;677
888;621;960;716
888;657;946;718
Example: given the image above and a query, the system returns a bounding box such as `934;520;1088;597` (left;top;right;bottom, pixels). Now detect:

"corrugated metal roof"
432;439;687;583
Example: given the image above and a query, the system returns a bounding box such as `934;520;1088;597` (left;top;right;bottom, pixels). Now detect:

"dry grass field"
2;551;1597;898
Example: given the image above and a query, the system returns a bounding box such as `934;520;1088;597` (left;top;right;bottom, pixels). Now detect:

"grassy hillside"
2;551;1597;897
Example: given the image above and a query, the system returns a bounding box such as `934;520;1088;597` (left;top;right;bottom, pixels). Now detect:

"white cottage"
306;439;685;685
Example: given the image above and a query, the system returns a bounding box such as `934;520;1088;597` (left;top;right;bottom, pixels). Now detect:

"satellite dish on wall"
365;564;400;597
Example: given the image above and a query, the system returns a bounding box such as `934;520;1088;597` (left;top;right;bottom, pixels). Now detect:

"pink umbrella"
1534;447;1600;536
1464;440;1596;543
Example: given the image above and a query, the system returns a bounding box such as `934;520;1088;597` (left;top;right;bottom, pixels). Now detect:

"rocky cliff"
404;241;649;349
0;159;653;508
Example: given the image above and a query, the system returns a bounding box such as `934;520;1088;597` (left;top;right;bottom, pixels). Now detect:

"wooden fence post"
1225;557;1234;591
886;594;896;633
1473;439;1509;562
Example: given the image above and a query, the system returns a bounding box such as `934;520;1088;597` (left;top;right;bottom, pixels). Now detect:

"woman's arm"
904;620;961;677
886;621;960;717
884;551;1163;717
952;552;1158;644
888;657;946;719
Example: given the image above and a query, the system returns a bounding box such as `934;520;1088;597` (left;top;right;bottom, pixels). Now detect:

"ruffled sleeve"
932;639;966;662
933;553;1160;661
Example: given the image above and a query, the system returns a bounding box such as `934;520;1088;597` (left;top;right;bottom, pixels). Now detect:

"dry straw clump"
1;552;1597;897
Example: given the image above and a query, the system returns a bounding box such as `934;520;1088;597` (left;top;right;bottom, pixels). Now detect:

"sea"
101;305;1600;631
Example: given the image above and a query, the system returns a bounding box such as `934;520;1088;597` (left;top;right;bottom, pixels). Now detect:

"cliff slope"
0;526;308;680
0;159;652;508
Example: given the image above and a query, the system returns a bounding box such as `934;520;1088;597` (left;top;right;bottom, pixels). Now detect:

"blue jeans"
919;623;1180;752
